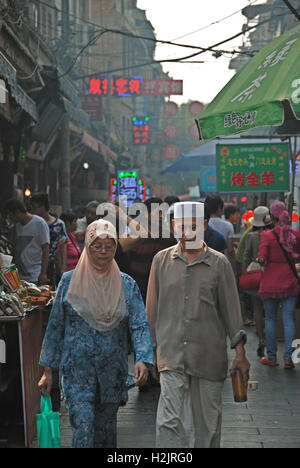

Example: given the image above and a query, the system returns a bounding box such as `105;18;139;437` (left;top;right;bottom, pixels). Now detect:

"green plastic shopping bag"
36;395;61;448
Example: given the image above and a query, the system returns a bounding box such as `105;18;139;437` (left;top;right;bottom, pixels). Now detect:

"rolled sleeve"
218;256;247;348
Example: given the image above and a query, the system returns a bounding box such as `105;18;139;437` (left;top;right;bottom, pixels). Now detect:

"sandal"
257;344;265;358
260;357;279;367
284;362;295;370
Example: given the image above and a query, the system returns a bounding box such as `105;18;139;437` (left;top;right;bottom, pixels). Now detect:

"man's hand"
134;362;148;387
38;273;49;286
231;342;251;387
151;353;159;382
38;367;53;396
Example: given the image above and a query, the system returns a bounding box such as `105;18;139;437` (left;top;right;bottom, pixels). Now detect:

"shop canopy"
196;25;300;142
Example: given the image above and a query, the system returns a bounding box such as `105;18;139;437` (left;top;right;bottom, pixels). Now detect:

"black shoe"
257;344;265;358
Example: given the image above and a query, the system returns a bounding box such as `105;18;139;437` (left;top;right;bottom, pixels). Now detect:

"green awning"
197;25;300;142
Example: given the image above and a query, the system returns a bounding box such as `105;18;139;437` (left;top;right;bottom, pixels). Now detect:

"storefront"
0;278;54;448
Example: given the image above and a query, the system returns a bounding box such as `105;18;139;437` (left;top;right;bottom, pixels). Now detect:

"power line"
32;0;265;54
282;0;300;21
162;0;262;43
72;17;272;80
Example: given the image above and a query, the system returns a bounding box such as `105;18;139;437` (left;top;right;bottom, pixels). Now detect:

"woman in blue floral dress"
38;220;154;448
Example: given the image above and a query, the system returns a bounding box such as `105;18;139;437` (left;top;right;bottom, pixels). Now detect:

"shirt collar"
171;242;213;266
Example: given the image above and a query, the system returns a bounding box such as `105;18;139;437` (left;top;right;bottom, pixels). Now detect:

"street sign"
216;143;290;193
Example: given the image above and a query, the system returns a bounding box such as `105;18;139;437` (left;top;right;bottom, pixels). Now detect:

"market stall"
0;258;55;448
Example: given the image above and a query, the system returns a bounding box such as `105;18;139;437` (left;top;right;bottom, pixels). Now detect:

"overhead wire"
159;0;262;43
72;15;281;80
32;0;270;53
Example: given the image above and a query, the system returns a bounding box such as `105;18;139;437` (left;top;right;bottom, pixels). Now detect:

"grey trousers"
156;371;224;449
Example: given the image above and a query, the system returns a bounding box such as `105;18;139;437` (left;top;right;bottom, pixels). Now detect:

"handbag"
36;395;61;448
272;230;300;308
239;268;263;291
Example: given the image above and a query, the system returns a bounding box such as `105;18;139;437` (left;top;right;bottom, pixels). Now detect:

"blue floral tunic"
39;270;154;447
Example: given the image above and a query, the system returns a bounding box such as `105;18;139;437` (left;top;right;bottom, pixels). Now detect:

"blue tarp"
160;137;283;175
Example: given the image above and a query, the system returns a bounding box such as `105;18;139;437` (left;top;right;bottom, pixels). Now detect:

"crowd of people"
1;192;299;448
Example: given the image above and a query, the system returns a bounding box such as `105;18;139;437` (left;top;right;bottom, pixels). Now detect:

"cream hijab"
67;220;126;332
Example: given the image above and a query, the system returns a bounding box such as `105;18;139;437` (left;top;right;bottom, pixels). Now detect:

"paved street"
53;326;300;449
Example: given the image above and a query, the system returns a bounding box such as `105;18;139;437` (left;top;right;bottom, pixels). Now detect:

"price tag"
0;339;6;363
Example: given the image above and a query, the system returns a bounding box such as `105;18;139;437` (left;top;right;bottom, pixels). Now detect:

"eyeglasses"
90;244;115;252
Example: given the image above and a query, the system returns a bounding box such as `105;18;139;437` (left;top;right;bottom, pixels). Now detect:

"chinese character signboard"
89;78;183;97
89;77;142;97
111;176;146;203
216;143;289;193
142;79;183;96
138;179;146;201
82;95;102;121
118;171;139;207
132;117;150;145
110;178;117;203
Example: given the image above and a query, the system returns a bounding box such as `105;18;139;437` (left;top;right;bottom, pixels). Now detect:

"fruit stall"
0;260;55;448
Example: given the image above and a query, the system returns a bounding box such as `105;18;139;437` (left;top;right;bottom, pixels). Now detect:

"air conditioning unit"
31;101;66;143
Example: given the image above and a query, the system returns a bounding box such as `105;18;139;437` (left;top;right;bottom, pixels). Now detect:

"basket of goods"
18;282;55;309
0;292;25;319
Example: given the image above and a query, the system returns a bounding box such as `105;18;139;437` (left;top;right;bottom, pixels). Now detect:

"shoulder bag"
272;230;300;308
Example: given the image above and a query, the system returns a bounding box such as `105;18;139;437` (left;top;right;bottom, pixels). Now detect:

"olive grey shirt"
146;242;246;382
243;231;262;271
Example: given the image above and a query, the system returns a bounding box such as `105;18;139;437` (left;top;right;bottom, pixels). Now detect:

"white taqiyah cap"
173;202;204;219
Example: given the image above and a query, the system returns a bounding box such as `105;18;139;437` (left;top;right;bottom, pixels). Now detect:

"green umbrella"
197;25;300;142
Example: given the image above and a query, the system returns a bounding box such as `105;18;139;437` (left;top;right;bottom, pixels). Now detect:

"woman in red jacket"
258;202;300;369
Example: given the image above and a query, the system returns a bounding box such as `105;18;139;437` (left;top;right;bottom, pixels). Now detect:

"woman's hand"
38;367;53;396
134;362;148;387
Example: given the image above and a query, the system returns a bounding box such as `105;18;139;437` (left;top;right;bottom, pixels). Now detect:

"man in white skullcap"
146;201;250;448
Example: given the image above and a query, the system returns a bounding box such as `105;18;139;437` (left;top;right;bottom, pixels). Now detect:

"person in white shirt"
5;199;50;285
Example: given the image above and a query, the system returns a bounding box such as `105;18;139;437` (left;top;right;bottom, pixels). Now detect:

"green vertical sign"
216;143;289;193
